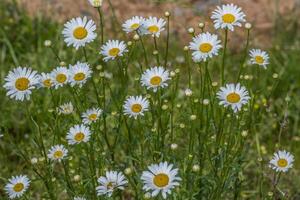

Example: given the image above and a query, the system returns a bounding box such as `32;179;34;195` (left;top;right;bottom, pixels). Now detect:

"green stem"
164;15;170;68
221;29;228;85
83;47;88;62
236;29;250;83
97;7;104;45
50;46;61;62
62;160;75;198
137;32;149;66
153;37;160;65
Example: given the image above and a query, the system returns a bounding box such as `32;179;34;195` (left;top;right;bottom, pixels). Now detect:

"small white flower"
184;88;193;97
66;124;92;145
189;32;222;62
269;150;294;172
170;143;178;150
44;40;52;47
88;0;102;7
62;16;97;49
31;157;38;164
81;107;102;124
123;96;149;119
74;197;86;200
141;66;170;92
122;16;145;34
100;40;128;62
4;175;30;199
141;162;181;199
57;102;74;115
211;4;246;31
3;67;39;101
69;62;92;87
249;49;270;69
50;66;69;89
142;17;166;37
192;164;200;172
38;72;53;88
96;171;128;197
47;145;68;162
217;83;250;112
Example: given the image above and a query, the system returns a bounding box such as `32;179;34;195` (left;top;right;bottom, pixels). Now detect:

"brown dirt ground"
18;0;298;47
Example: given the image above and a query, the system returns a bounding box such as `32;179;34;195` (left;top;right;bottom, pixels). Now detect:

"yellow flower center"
108;48;120;57
73;27;88;40
148;25;159;33
150;76;162;86
56;74;67;83
74;132;85;142
54;150;63;159
88;113;98;121
199;43;213;53
131;104;142;113
43;79;52;88
255;56;264;64
13;183;24;192
222;13;236;23
226;92;241;103
107;182;114;189
277;158;288;167
130;23;140;30
153;173;169;188
15;77;29;91
74;72;86;81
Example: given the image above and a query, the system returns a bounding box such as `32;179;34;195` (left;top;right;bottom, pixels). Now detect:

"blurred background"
17;0;300;47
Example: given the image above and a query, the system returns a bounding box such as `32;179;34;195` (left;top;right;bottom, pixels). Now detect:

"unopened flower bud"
188;27;195;34
170;143;178;150
133;34;140;40
192;164;200;172
245;22;252;29
44;40;52;47
198;22;205;28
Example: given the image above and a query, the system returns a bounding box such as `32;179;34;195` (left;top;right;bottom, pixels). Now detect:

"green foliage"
0;0;300;200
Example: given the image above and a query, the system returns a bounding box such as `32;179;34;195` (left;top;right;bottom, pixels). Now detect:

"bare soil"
19;0;298;47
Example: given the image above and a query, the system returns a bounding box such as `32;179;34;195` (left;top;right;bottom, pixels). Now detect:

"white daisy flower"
269;150;294;172
249;49;270;69
47;144;68;162
140;66;170;92
217;83;250;112
141;162;181;199
88;0;102;7
3;67;39;101
100;40;128;62
4;175;30;199
62;16;97;50
123;96;149;119
66;124;92;145
96;171;128;197
57;102;74;115
211;4;246;31
189;32;222;62
142;17;166;37
122;16;145;34
38;72;53;88
81;107;102;124
69;62;92;87
50;66;69;89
